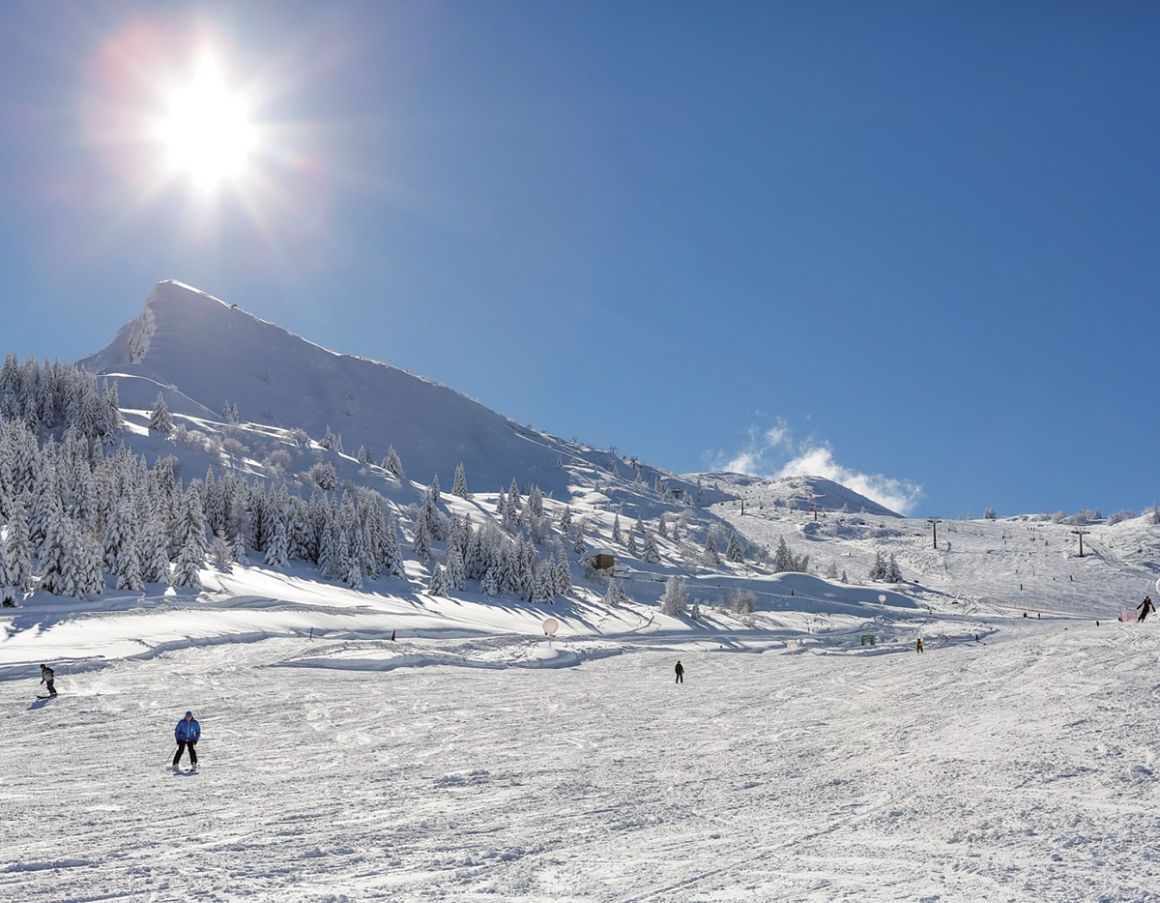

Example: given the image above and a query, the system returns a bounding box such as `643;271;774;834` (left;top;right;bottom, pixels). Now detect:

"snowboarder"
39;664;57;697
173;711;201;769
674;660;684;684
915;638;924;654
1138;596;1155;623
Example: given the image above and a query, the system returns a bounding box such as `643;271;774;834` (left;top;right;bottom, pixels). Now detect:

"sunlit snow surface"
2;581;1158;901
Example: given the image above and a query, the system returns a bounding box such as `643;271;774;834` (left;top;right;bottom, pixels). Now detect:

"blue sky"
1;1;1157;517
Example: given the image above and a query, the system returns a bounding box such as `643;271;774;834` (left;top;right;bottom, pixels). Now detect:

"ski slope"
2;277;1156;900
712;500;1160;621
2;613;1158;902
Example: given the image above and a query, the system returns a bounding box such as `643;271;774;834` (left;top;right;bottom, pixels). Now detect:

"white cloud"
775;445;922;515
707;419;923;515
722;450;762;474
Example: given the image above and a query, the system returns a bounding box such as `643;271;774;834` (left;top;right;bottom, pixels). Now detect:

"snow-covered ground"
3;592;1159;902
712;499;1160;621
3;279;1158;900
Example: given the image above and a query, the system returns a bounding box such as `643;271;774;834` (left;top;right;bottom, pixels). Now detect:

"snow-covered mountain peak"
78;281;697;500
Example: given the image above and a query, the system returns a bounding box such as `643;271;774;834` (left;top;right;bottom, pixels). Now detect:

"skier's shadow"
29;697;56;710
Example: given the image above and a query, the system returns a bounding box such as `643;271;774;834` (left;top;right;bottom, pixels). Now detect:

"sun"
156;57;257;190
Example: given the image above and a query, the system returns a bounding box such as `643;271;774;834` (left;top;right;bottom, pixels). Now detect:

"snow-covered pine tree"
103;501;135;570
172;487;208;589
626;529;638;557
730;589;756;614
868;552;888;581
657;512;669;539
886;553;903;582
289;506;314;563
422;483;447;541
411;514;432;563
264;516;289;568
356;445;370;466
493;545;516;597
773;537;793;572
29;458;59;552
507;478;522;510
527;484;543;517
573;520;588;556
553;553;572;597
0;534;11;605
79;530;104;595
348;508;372;580
559;505;572;529
427;564;447;596
452;462;470;499
602;579;627;606
612;514;623;544
114;529;144;590
211;531;233;572
725;531;744;563
481;567;499;598
140;513;170;584
229;530;249;567
172;534;203;589
3;501;33;595
381;513;405;578
701;536;721;567
149;393;173;436
342;544;363;590
37;501;70;595
533;563;554;603
320;427;344;454
501;494;518;534
642;529;661;564
660;576;688;616
449;514;471;561
358;512;381;580
318;517;345;580
446;547;466;591
383;446;404;480
520;540;537;602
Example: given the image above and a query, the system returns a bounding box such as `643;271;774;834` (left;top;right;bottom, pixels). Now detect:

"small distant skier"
39;664;57;697
173;711;201;770
915;638;924;654
1139;596;1155;624
674;660;684;684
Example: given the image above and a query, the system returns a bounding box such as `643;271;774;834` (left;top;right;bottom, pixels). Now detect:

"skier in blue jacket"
173;711;201;769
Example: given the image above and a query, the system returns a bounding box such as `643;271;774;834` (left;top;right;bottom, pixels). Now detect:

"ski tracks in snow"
2;626;1159;901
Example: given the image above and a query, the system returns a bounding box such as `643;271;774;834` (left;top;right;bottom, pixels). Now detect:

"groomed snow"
3;600;1158;901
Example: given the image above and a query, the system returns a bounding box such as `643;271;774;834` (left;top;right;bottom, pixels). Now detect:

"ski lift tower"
1070;527;1090;558
927;518;942;550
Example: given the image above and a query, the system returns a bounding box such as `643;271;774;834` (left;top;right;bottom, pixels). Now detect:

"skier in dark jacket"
674;660;684;684
39;664;57;697
173;711;201;769
1139;596;1155;623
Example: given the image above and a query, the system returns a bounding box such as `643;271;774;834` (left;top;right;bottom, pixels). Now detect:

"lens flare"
157;57;257;189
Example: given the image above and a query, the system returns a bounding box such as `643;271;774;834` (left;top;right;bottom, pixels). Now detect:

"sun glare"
157;58;257;189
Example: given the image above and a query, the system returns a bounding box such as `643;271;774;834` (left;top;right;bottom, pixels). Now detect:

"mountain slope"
695;471;902;518
81;281;658;497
